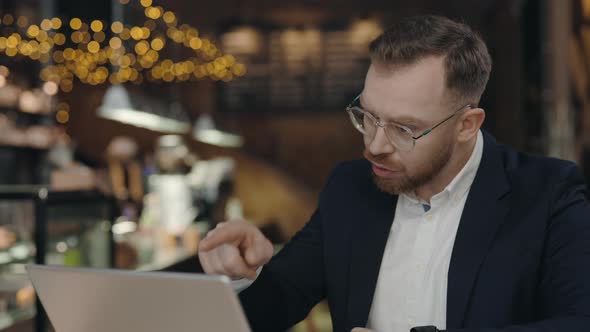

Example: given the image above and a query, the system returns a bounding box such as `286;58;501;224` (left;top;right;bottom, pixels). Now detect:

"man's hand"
198;220;273;280
351;328;375;332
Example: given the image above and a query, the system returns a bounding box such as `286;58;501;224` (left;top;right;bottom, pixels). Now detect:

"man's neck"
415;137;478;203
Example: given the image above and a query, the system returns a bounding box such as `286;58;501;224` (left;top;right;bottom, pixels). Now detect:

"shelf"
0;306;36;330
0;145;49;152
0;186;114;204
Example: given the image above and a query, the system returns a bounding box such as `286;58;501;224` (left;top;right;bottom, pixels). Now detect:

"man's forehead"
361;58;450;118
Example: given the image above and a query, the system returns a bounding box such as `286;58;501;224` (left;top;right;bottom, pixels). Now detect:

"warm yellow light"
134;41;149;55
53;50;64;63
111;21;124;34
51;18;62;29
0;37;6;50
40;19;52;31
130;27;143;40
151;37;164;51
186;28;199;39
70;18;82;30
3;14;14;25
173;63;184;76
60;79;73;89
584;0;590;18
145;7;161;19
141;27;150;39
20;43;32;56
93;31;106;43
127;53;137;65
140;0;153;7
120;28;131;40
109;37;122;49
0;65;9;77
39;53;51;63
87;41;100;53
6;36;18;48
63;48;74;60
120;55;131;67
162;72;174;82
161;59;173;70
231;63;245;76
91;20;104;32
75;66;89;79
54;33;66;45
189;37;202;50
43;81;58;95
224;54;236;66
147;50;159;62
71;31;82;43
163;11;176;24
36;31;48;42
17;16;29;28
144;19;157;31
82;31;91;43
27;25;40;37
39;41;51;54
6;48;18;57
56;110;69;124
172;30;184;43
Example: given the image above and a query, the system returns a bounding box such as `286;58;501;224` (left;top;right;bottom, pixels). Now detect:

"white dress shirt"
367;130;484;332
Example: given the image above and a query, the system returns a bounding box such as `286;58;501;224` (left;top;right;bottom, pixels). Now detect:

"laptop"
26;264;251;332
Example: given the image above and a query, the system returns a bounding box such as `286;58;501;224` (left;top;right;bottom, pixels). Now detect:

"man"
198;15;590;332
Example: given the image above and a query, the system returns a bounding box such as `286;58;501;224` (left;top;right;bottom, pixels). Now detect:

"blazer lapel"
446;132;512;328
346;171;397;330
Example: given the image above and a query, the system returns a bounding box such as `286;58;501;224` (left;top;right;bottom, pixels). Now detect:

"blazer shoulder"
498;144;584;196
502;147;580;182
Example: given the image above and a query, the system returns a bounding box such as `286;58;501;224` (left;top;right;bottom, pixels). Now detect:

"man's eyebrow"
358;98;425;127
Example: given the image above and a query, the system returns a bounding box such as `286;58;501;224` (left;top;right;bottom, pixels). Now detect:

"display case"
0;186;117;332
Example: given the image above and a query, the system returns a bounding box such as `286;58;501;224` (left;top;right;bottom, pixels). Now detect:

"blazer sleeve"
238;163;345;332
238;208;325;332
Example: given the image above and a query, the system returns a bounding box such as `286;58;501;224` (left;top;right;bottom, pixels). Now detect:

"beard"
364;143;452;195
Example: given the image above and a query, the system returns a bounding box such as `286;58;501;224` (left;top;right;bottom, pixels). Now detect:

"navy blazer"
239;131;590;332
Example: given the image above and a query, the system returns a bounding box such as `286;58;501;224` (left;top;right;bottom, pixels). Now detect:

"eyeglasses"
346;94;471;152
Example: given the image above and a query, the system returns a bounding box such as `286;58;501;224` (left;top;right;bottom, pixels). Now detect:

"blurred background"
0;0;586;331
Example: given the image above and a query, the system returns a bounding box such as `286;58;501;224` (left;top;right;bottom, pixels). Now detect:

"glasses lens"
348;106;377;138
384;124;414;151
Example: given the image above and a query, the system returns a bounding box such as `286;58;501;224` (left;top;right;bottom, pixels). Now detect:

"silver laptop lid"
26;264;251;332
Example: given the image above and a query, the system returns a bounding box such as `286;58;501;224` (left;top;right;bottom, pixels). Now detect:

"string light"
0;1;247;91
3;14;14;25
90;20;103;32
111;21;124;34
109;37;122;49
56;110;69;124
40;19;52;31
51;18;62;29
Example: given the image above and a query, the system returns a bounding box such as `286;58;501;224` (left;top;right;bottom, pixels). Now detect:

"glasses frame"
346;94;472;151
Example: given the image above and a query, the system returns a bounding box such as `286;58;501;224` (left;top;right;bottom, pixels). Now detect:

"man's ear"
457;108;485;143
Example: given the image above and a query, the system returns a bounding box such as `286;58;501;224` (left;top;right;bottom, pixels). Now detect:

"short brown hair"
369;15;492;105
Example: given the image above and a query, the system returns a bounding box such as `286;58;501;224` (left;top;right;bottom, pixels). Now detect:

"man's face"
360;56;458;195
